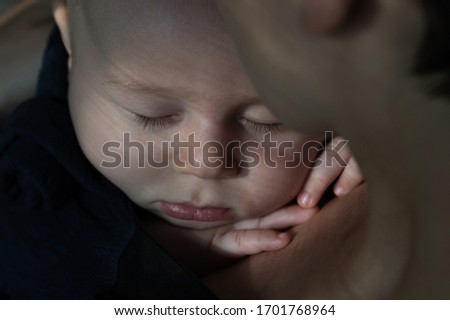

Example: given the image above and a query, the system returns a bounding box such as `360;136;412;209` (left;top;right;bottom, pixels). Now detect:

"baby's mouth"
159;201;230;222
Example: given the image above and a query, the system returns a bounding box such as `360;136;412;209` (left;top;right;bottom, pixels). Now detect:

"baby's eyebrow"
102;71;264;105
103;73;193;100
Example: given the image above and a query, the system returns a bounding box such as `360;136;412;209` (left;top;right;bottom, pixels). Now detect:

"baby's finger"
234;205;318;231
298;137;352;208
211;229;291;257
333;157;364;196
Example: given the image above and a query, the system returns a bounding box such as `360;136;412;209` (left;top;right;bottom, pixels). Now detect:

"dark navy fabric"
0;28;214;299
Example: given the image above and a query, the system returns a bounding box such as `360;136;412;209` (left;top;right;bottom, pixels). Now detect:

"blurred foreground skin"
213;0;450;298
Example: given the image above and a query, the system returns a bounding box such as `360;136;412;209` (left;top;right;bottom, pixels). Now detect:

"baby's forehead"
73;0;230;50
70;0;257;109
70;0;244;89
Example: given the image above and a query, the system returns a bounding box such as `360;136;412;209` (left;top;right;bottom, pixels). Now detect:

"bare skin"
53;0;366;275
203;184;371;299
212;0;450;298
51;0;449;298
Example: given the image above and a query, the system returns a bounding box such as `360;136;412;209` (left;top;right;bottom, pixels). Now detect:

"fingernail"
334;187;345;196
278;232;289;240
299;192;312;207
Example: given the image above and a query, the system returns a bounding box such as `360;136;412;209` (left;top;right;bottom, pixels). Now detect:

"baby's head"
54;0;320;229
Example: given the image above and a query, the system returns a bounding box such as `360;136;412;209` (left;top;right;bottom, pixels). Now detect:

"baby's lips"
160;201;230;222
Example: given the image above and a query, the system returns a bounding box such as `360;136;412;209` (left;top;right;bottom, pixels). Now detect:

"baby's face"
67;0;320;229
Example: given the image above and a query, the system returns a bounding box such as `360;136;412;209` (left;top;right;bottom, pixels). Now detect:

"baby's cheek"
243;164;309;216
270;165;309;199
270;142;312;187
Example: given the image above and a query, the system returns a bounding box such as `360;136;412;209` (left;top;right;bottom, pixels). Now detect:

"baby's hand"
298;136;364;208
209;205;318;257
207;136;363;258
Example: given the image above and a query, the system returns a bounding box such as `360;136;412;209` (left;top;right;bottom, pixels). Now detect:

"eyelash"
240;118;283;133
133;114;176;130
132;114;283;133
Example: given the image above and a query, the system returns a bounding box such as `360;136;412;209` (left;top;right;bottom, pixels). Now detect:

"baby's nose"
172;134;238;179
